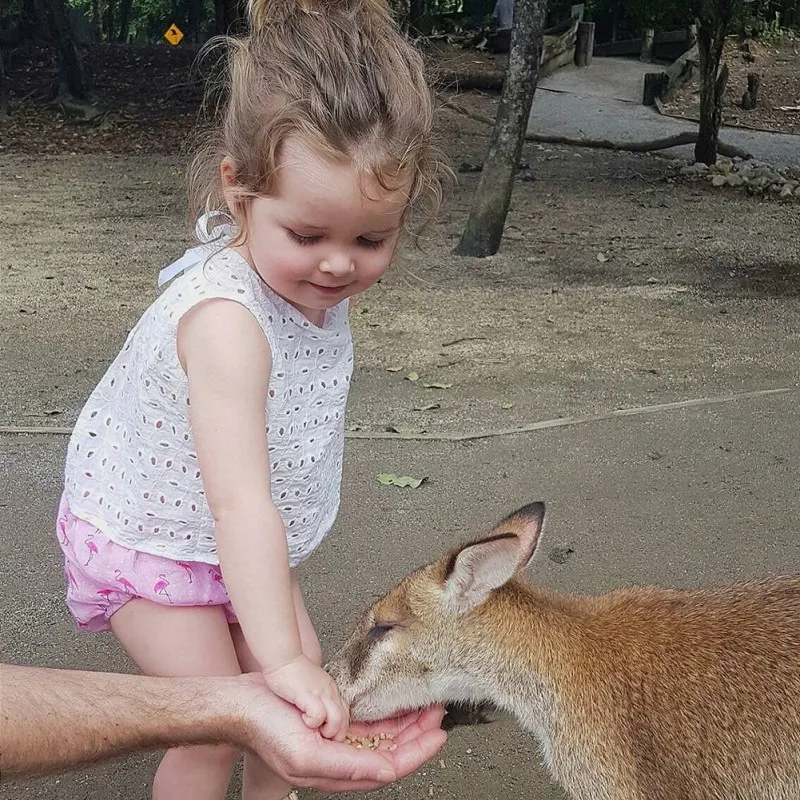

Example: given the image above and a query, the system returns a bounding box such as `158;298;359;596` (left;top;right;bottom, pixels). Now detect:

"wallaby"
329;502;800;800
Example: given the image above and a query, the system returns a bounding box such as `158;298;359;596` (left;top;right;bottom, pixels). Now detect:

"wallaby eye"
367;623;395;641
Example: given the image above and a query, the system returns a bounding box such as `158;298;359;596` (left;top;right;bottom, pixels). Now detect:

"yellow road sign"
164;23;184;46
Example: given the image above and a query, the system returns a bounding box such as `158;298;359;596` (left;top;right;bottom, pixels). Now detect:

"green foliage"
585;0;690;36
0;0;27;33
624;0;682;27
4;0;795;46
737;0;798;35
63;0;216;43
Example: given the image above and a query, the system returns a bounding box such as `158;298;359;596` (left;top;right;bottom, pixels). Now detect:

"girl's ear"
220;158;239;218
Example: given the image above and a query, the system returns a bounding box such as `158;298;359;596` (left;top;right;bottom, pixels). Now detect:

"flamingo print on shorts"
209;568;226;590
66;566;79;592
59;520;70;547
84;534;99;566
153;574;173;603
114;569;138;595
96;588;116;606
57;495;238;631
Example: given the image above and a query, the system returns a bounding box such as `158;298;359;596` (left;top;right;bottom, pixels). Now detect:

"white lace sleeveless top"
63;218;353;566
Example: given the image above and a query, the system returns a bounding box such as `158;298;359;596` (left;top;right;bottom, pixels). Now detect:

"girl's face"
223;138;409;326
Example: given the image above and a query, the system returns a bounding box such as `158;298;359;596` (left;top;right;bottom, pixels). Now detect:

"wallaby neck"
456;581;588;732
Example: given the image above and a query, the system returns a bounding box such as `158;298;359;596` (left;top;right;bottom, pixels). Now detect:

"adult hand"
230;673;446;792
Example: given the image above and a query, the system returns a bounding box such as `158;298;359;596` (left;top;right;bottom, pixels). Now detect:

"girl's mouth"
309;282;348;296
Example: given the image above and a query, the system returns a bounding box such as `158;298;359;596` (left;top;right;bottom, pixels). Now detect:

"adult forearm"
0;665;239;776
215;504;302;671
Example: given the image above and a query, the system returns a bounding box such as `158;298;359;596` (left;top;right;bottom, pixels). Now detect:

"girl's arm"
179;298;301;670
178;299;347;738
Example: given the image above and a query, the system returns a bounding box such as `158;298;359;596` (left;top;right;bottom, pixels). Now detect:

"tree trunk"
215;0;245;34
409;0;426;36
117;0;133;42
104;0;114;42
186;0;203;42
694;5;732;165
32;0;50;41
0;50;9;116
454;0;547;258
46;0;88;99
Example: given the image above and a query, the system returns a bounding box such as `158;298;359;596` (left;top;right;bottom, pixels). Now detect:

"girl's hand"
263;655;350;741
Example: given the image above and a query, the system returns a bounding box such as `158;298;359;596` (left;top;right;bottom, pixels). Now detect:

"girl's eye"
287;230;320;247
367;623;395;640
358;237;385;250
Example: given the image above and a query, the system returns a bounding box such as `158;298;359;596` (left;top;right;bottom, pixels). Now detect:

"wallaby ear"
488;501;545;571
443;533;521;614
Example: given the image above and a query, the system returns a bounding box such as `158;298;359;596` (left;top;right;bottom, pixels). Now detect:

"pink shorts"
56;495;237;632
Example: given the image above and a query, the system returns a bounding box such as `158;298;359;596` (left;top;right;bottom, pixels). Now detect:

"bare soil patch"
1;44;798;441
662;34;800;135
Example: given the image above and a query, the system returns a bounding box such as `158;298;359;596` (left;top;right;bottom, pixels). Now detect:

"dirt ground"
1;42;799;800
661;33;800;134
2;51;799;435
3;134;800;434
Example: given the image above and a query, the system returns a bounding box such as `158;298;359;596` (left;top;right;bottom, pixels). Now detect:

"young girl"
55;0;443;797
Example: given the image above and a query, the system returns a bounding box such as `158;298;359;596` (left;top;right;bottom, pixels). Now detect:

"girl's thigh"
230;573;322;672
111;599;242;677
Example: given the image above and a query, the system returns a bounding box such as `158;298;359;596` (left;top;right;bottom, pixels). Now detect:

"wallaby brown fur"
329;502;800;800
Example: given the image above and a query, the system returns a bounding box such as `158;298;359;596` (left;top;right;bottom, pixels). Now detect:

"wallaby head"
329;501;546;722
331;501;800;800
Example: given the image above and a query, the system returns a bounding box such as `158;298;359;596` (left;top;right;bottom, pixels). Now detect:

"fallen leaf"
345;423;363;432
405;371;420;382
501;403;514;409
422;382;452;389
596;252;609;263
376;474;428;488
386;366;403;373
44;409;64;416
413;403;441;412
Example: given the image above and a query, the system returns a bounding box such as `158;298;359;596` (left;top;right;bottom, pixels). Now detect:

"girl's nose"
319;251;355;277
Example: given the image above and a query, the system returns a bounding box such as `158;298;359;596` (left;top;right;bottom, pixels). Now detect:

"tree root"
438;94;753;159
50;95;106;124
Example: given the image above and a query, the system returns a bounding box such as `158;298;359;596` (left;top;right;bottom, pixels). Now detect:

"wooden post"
574;21;594;67
741;72;760;109
640;27;655;62
642;72;669;105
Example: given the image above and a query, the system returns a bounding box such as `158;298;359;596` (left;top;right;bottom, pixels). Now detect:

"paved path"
530;58;799;167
